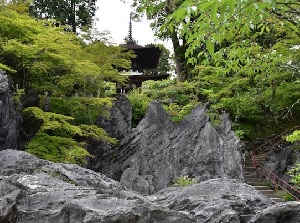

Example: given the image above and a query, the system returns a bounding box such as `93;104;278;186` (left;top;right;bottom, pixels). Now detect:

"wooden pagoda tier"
116;41;169;94
120;42;161;72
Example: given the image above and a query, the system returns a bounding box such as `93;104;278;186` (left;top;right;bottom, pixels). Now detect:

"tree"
129;0;300;138
131;0;299;82
144;43;173;76
0;0;29;13
29;0;97;33
0;7;132;97
131;0;190;81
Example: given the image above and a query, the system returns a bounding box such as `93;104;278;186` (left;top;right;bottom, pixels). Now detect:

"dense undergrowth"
128;77;300;141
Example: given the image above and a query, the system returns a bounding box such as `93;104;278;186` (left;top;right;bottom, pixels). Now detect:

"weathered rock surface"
1;149;294;223
96;94;132;141
87;95;132;171
0;70;18;151
263;143;293;181
149;178;275;223
249;202;300;223
0;149;194;223
100;101;244;195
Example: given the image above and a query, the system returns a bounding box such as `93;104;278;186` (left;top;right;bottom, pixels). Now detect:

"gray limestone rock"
0;149;195;223
249;202;300;223
0;70;18;151
87;95;133;172
101;101;244;195
264;144;293;181
96;94;132;140
148;178;274;223
0;149;287;223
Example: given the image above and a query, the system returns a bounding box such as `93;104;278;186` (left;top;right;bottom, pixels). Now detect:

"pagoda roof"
120;42;144;49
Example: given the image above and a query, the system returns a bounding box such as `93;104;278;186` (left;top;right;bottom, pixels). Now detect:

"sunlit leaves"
0;8;132;97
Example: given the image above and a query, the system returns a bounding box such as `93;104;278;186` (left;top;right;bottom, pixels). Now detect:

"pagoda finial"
126;13;134;43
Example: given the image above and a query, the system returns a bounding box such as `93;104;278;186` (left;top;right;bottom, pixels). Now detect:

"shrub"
173;175;197;187
127;89;151;127
23;107;117;165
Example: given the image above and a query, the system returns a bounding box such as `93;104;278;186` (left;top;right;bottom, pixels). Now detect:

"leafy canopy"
0;6;132;97
29;0;97;33
23;107;117;165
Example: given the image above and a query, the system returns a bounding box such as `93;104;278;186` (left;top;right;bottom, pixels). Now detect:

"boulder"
263;143;293;181
249;202;300;223
0;70;19;151
148;178;274;223
0;149;281;223
0;149;194;223
100;101;244;195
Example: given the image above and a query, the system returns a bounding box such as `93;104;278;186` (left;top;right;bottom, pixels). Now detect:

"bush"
127;89;151;127
23;107;116;165
277;190;295;201
173;176;197;187
50;96;113;125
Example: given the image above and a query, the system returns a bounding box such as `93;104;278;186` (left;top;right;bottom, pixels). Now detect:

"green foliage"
0;8;131;97
23;107;116;165
13;88;24;105
286;130;300;143
142;79;200;106
164;101;198;123
49;96;113;125
79;124;118;145
276;190;295;201
173;175;197;187
25;132;91;164
288;164;300;189
29;0;97;33
127;79;201;125
127;89;151;127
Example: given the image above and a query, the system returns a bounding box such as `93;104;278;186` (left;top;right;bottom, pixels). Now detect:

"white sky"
95;0;158;46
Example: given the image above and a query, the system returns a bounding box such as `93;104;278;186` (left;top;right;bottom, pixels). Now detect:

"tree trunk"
171;33;188;82
71;0;76;33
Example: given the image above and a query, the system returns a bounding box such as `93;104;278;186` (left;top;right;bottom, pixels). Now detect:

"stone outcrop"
249;202;300;223
100;101;244;195
2;149;297;223
87;95;132;171
263;143;293;181
96;94;132;141
0;150;193;223
149;178;274;223
0;70;18;151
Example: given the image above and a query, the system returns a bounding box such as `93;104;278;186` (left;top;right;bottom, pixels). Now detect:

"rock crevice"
0;70;19;151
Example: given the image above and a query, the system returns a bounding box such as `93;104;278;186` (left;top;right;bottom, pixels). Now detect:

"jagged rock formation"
0;70;18;151
2;149;298;223
149;178;274;223
263;143;293;181
87;95;133;171
96;94;132;141
99;101;244;195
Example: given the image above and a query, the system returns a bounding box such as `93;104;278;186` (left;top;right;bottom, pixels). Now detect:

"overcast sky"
95;0;157;46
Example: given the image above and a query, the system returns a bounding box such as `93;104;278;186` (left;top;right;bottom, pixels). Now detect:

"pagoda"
117;14;169;94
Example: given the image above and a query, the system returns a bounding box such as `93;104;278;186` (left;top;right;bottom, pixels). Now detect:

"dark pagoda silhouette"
117;14;169;94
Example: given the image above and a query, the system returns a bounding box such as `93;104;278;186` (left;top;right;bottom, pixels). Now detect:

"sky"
95;0;158;46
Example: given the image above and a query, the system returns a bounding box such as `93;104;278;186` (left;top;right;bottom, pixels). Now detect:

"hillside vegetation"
1;0;299;184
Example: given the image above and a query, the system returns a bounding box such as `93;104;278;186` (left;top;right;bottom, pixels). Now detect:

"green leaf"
206;38;214;55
